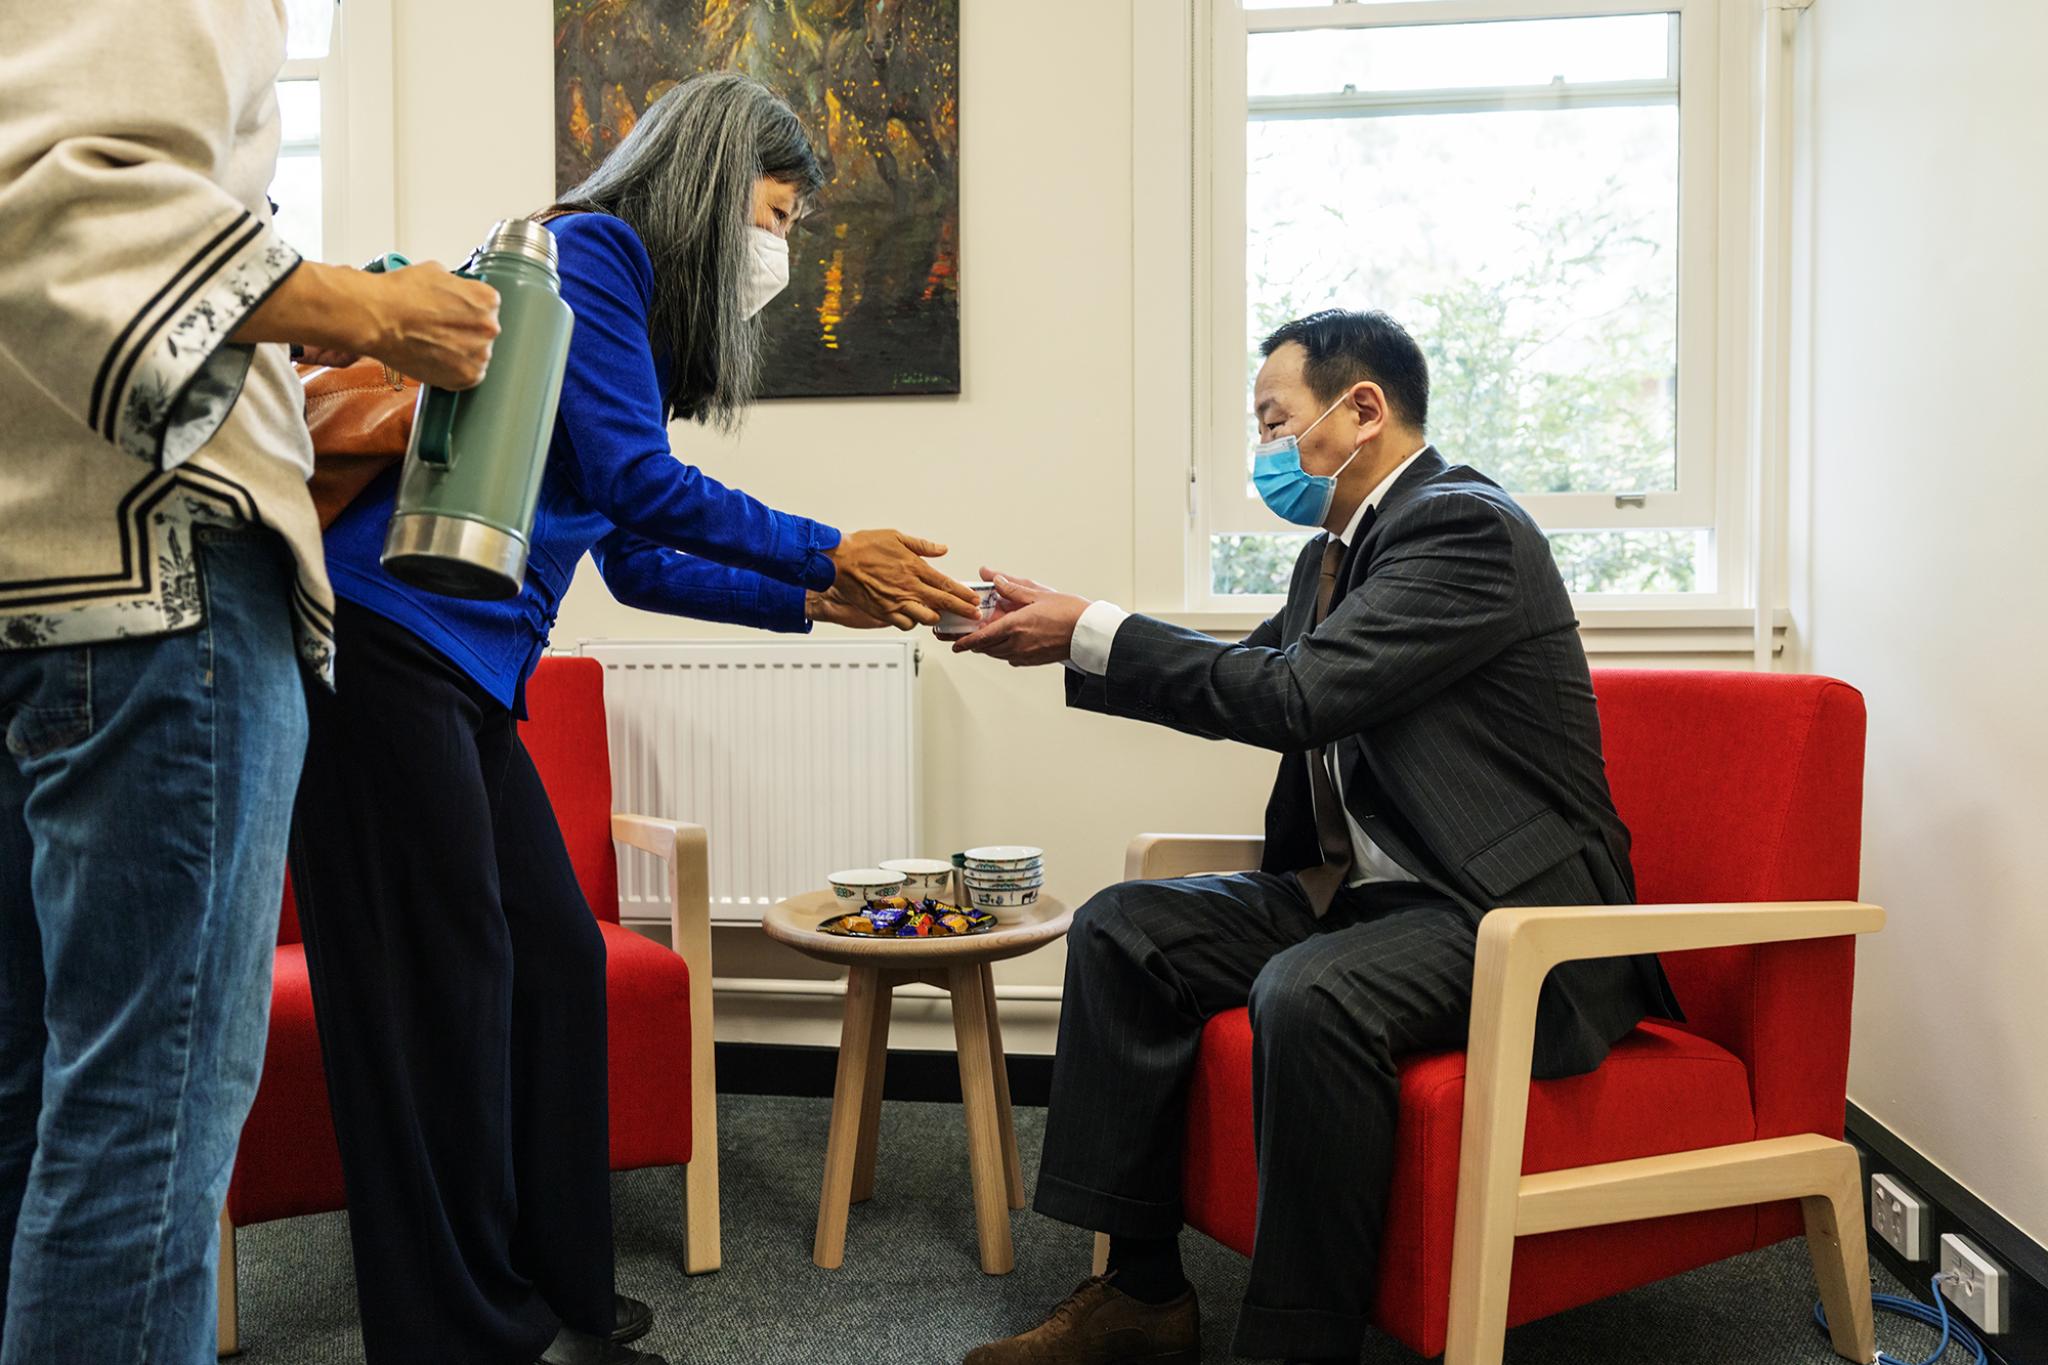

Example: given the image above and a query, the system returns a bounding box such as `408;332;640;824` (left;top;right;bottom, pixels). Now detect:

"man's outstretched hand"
951;569;1090;666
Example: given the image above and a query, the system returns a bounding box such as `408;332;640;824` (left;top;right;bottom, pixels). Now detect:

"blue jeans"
0;528;308;1364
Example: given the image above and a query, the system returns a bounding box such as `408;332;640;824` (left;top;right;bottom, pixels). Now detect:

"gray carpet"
233;1094;1940;1364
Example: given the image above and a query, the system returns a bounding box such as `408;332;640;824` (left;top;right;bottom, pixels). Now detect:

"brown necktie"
1296;535;1353;915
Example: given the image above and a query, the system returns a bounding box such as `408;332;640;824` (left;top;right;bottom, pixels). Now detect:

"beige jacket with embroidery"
0;0;334;681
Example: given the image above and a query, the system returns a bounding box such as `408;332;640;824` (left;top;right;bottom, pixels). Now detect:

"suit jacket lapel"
1332;446;1445;604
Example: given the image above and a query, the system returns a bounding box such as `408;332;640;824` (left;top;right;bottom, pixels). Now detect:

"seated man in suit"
951;309;1683;1365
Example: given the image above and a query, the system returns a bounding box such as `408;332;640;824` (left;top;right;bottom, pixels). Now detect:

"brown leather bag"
297;357;419;528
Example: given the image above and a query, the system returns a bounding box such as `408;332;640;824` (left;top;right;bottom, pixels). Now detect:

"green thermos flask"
380;218;574;600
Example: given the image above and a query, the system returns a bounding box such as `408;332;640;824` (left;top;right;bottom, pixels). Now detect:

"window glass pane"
269;154;322;261
1212;529;1710;598
283;0;336;60
1245;18;1679;503
276;80;321;147
1250;15;1672;98
1547;529;1710;594
1212;532;1314;597
269;81;321;260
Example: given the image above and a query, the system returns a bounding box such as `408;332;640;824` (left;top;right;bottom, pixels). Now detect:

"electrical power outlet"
1871;1172;1932;1260
1940;1233;2010;1335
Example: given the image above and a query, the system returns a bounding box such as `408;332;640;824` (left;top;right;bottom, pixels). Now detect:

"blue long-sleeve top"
322;212;840;710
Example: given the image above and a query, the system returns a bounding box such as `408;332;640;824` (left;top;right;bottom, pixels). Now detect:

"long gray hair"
549;72;824;429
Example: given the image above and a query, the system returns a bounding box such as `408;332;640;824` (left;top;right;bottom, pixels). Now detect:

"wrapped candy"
819;897;995;937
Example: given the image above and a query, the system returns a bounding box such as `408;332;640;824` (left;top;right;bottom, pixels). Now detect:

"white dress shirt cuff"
1069;600;1131;676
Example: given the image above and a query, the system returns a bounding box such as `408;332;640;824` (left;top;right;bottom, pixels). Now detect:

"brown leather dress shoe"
963;1275;1199;1364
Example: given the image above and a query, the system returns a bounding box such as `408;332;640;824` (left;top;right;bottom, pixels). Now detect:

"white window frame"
275;0;397;266
1131;0;1779;627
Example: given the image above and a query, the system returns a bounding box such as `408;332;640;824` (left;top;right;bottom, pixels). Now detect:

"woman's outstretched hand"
826;530;980;629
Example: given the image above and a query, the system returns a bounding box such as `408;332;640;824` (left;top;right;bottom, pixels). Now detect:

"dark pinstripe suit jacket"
1067;446;1681;1075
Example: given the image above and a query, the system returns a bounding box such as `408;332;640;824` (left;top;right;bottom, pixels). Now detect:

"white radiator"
577;639;921;925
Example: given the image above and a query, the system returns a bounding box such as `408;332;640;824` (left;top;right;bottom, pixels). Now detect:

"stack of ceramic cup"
958;845;1044;911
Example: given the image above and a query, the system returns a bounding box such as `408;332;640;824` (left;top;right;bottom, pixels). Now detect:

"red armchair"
1106;670;1884;1365
218;657;721;1356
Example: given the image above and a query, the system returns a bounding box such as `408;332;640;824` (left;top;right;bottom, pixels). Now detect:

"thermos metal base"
381;514;527;600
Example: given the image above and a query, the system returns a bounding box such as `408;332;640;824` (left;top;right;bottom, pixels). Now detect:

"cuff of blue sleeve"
797;522;841;591
758;574;812;633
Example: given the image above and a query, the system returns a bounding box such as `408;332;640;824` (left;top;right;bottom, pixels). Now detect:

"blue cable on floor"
1813;1272;1986;1365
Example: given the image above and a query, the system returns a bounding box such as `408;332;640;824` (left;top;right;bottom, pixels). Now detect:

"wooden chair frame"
217;813;720;1357
613;813;724;1278
1091;834;1884;1365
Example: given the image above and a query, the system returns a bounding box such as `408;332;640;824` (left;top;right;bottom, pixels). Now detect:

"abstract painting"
555;1;961;398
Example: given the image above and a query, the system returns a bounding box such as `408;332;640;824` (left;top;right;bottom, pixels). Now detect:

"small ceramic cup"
933;582;999;641
828;868;908;906
967;883;1042;911
961;845;1044;872
879;858;957;901
963;865;1044;888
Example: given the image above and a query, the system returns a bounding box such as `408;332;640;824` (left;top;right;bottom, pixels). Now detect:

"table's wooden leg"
815;965;883;1269
950;963;1016;1274
851;972;896;1204
980;963;1026;1210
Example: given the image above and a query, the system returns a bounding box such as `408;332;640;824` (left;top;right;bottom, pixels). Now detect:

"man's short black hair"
1260;309;1429;432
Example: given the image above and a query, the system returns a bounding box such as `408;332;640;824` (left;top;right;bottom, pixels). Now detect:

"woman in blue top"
288;75;974;1365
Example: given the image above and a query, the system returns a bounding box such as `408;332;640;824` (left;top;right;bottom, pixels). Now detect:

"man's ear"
1349;381;1389;440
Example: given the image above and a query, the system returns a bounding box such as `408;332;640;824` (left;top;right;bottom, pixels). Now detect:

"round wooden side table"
761;890;1072;1275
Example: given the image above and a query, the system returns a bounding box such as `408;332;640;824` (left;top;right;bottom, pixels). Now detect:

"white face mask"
741;226;791;319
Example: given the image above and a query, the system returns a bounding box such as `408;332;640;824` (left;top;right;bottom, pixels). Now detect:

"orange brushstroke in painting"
601;82;638;147
825;88;846;162
818;222;849;350
566;81;593;158
921;217;956;303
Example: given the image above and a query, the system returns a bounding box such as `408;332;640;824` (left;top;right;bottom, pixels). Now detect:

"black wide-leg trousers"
288;602;614;1365
1035;871;1487;1361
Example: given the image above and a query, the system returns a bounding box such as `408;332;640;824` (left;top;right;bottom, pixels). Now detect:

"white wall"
1797;0;2048;1246
387;0;1279;1055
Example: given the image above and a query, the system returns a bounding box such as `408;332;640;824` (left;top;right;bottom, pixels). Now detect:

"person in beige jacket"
0;3;496;1359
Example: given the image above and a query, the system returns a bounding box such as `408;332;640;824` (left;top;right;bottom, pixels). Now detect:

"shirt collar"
1336;444;1429;546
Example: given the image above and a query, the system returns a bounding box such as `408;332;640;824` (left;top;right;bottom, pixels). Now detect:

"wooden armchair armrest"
1447;900;1885;1361
1475;900;1885;979
1124;833;1266;882
611;814;712;944
610;813;722;1273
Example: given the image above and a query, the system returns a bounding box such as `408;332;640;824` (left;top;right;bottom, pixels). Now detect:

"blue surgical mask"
1250;393;1363;527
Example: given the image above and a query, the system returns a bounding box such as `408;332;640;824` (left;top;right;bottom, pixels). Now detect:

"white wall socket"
1871;1173;1932;1261
1939;1232;2009;1335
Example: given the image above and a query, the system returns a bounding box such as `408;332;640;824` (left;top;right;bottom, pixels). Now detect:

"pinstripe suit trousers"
1035;870;1485;1360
